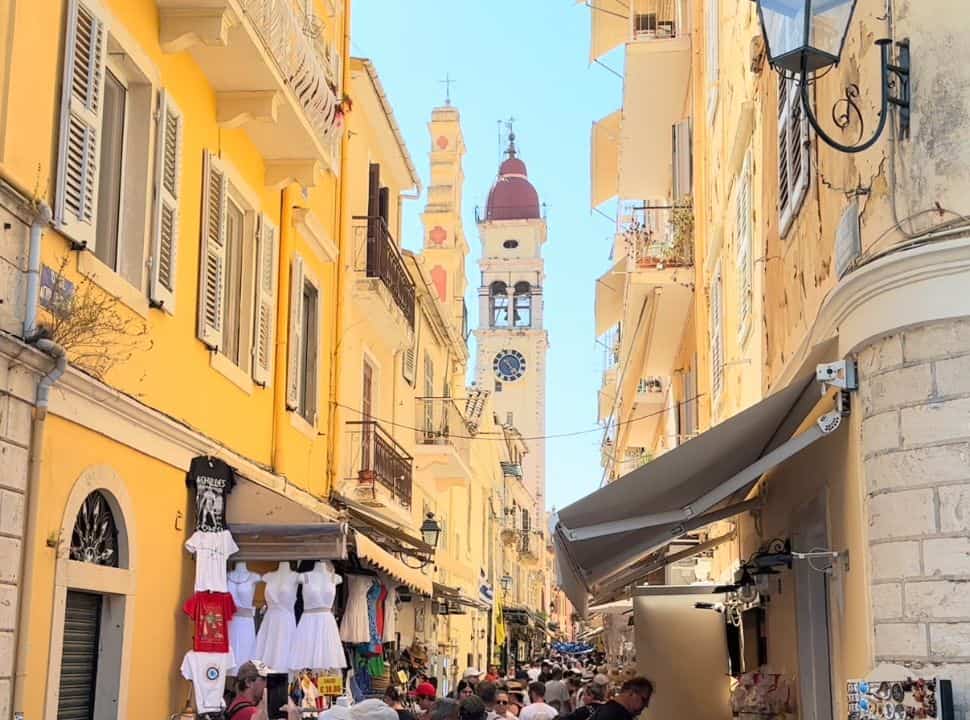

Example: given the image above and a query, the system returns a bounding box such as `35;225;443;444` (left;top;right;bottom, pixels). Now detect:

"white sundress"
290;568;347;670
227;569;261;674
339;575;373;644
253;570;299;672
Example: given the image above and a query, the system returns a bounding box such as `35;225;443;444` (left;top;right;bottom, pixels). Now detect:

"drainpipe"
12;202;68;718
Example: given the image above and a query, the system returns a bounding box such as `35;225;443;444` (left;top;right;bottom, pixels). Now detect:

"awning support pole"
563;409;842;542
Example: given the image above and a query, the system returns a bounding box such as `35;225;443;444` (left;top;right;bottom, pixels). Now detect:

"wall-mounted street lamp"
500;574;514;593
753;0;910;153
421;512;442;550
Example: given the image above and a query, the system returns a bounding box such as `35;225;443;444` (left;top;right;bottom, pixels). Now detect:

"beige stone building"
558;1;970;718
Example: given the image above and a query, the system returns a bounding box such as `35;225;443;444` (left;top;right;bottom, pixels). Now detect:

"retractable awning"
433;582;489;610
555;342;844;615
353;532;433;596
594;259;626;337
332;492;434;560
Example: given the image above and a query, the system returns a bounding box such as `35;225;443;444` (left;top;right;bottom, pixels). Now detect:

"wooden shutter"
672;120;692;201
54;0;106;247
286;254;306;410
367;164;381;217
150;90;183;313
402;314;418;385
710;266;724;405
779;77;810;235
198;151;227;349
57;591;102;719
736;153;753;345
253;214;279;386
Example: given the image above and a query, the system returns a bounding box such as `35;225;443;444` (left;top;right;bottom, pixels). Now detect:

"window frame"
221;178;258;372
710;265;724;410
735;152;753;346
95;60;130;274
297;277;320;424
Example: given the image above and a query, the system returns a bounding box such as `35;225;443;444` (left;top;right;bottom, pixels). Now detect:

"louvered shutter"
150;90;183;313
198;152;227;349
402;314;418;385
736;153;753;345
286;255;306;410
54;0;106;248
253;214;279;386
710;267;724;404
779;77;810;236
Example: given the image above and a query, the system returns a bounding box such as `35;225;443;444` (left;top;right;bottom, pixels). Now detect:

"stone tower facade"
474;133;549;515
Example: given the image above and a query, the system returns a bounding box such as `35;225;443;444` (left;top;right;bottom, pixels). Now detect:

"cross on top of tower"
440;73;455;106
504;116;517;158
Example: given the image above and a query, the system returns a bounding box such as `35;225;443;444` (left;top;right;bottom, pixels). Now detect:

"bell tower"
474;129;549;514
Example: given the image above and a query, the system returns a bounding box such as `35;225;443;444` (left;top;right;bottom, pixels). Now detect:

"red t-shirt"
226;695;260;720
183;591;236;653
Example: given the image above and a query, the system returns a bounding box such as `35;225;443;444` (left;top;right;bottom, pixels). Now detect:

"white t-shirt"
180;649;235;713
185;530;238;592
520;702;558;720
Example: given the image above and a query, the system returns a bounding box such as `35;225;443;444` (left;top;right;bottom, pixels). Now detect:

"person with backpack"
226;661;269;720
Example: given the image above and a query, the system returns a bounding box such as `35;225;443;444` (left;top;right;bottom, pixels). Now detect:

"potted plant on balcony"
668;198;694;266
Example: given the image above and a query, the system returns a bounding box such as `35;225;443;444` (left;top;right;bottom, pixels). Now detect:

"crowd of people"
390;659;654;720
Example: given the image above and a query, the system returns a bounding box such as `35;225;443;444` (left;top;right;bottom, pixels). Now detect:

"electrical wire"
334;391;705;443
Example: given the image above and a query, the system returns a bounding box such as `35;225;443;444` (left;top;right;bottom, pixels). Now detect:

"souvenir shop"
177;456;434;719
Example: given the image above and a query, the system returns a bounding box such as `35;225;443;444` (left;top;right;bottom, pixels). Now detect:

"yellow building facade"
564;1;970;718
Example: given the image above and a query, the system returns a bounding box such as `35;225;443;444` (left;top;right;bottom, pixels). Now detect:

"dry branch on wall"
40;255;153;380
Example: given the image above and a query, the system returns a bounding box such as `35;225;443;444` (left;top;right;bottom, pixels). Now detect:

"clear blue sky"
352;1;621;511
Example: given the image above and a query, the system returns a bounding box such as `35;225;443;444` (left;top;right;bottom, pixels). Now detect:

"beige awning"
594;259;625;337
354;531;433;596
589;0;628;61
591;111;621;207
555;342;842;615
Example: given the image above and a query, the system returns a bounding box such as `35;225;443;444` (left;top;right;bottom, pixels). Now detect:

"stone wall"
860;317;970;718
0;356;34;720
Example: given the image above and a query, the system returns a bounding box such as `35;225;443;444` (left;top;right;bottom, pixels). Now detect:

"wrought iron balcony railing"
416;397;473;457
238;0;342;155
632;0;683;40
346;420;413;509
352;216;416;329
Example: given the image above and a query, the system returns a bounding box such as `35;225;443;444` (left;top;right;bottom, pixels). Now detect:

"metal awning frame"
561;408;845;544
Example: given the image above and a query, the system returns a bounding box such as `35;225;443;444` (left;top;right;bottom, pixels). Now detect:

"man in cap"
413;682;438;720
463;668;485;689
226;661;268;720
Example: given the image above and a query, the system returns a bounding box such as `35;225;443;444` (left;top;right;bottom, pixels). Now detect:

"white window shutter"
54;0;106;248
736;153;753;345
710;266;724;405
198;151;227;349
150;90;183;313
779;77;810;236
403;315;418;385
252;214;279;386
286;254;306;410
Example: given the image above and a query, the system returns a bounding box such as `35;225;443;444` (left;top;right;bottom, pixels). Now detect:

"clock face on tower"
493;350;527;382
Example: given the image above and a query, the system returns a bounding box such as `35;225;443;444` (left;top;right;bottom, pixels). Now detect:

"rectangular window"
223;198;246;366
736;153;753;345
710;267;724;408
706;0;719;122
298;280;319;422
778;76;810;236
423;354;434;438
95;67;126;270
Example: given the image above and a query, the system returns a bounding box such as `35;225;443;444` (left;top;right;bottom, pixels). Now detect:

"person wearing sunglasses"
494;691;516;720
589;678;653;720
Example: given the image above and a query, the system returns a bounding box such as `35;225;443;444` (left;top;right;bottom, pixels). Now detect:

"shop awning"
227;478;347;561
333;492;434;559
353;531;433;596
433;582;489;610
589;0;628;62
595;259;626;337
555;342;843;615
591;111;621;208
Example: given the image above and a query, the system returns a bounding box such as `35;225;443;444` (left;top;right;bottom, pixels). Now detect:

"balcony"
500;513;521;546
412;397;474;491
520;531;539;561
351;217;416;351
590;0;688;60
158;0;342;179
345;421;413;514
627;377;667;447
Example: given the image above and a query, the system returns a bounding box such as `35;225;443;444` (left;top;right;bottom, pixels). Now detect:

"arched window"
70;490;120;567
513;281;532;327
490;281;509;327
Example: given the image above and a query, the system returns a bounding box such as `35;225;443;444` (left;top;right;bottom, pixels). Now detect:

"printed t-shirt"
185;529;238;593
186;456;236;532
184;591;237;653
180;649;236;714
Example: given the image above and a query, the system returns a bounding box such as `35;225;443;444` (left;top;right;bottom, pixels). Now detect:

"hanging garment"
185;529;238;593
382;585;398;643
339;575;373;644
227;569;261;672
186;455;236;532
252;569;299;672
183;591;236;653
366;579;383;654
180;649;235;715
290;567;347;670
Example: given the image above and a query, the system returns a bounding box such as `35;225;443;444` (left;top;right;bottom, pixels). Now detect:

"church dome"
485;133;540;222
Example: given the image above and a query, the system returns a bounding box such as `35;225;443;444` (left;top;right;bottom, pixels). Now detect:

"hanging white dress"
382;584;398;642
339;575;373;644
227;569;261;674
290;565;347;670
252;569;299;672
